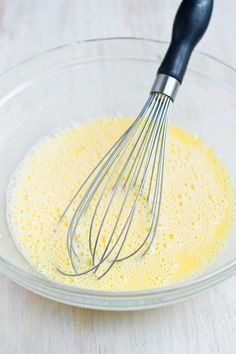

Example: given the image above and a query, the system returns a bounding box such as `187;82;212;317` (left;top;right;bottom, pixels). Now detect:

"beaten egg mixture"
7;117;234;290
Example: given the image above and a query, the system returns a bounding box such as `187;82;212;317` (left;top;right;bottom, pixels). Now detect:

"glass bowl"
0;38;235;311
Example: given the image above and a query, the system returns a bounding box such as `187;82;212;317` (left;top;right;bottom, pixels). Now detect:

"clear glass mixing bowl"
0;38;235;311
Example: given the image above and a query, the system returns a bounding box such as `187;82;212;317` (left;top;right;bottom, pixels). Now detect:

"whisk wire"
57;93;172;278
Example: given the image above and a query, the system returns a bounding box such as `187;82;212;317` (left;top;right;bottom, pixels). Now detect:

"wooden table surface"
0;1;236;353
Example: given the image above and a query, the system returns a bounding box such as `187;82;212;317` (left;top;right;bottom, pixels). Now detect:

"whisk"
58;0;213;279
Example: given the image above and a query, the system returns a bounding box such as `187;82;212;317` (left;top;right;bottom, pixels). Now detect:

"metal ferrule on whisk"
151;74;180;101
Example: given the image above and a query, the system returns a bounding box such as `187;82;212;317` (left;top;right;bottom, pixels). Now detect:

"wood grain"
0;1;236;353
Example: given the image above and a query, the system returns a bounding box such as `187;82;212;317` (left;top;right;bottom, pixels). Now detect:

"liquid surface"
7;117;234;290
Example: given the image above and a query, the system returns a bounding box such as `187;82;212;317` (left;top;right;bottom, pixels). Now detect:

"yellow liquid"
7;117;235;290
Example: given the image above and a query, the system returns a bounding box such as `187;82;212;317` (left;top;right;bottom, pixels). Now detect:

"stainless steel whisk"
58;0;213;279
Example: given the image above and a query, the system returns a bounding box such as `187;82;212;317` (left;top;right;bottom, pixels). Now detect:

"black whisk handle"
158;0;213;83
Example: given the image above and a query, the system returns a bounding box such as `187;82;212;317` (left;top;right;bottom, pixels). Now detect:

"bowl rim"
0;36;236;301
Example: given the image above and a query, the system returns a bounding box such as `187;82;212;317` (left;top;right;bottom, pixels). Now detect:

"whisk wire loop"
57;92;172;278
